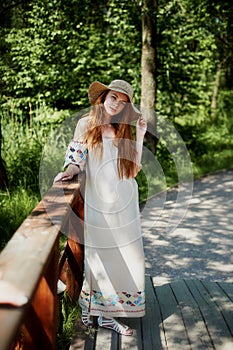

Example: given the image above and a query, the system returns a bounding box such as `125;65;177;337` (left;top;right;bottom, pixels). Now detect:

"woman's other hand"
136;116;147;137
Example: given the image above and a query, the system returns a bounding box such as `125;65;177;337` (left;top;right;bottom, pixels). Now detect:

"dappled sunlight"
142;170;233;283
163;313;189;345
207;262;233;273
169;228;203;245
220;341;233;350
165;256;194;268
153;278;233;348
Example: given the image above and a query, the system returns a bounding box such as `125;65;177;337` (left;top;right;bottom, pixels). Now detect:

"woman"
55;79;147;336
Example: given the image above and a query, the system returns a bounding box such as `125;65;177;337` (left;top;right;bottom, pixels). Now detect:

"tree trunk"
141;0;158;154
0;121;8;190
211;57;229;121
211;62;221;121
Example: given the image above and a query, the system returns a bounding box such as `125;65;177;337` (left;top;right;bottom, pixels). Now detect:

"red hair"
84;91;139;179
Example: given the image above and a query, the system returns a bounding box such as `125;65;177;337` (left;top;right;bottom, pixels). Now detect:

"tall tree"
141;0;158;153
0;0;30;189
206;0;233;118
0;121;7;189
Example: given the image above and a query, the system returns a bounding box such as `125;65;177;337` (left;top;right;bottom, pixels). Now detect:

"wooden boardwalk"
70;275;233;350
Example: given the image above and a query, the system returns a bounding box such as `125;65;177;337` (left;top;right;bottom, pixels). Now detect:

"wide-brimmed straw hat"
88;79;141;120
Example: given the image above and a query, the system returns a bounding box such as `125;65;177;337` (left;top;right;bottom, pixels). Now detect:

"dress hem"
89;307;146;318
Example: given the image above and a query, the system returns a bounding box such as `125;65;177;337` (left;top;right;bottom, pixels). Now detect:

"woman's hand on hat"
136;116;147;137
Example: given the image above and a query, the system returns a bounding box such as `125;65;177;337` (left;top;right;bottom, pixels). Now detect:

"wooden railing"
0;174;85;350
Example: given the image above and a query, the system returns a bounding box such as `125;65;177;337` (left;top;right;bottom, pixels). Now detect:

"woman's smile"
104;91;128;116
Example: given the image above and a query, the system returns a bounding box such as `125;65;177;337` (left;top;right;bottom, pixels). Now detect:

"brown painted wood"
22;237;60;350
59;188;85;302
0;176;84;350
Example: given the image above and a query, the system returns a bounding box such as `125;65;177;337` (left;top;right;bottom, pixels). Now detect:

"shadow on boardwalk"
141;169;233;284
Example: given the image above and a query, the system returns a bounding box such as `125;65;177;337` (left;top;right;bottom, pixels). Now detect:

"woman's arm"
135;116;147;174
54;117;89;183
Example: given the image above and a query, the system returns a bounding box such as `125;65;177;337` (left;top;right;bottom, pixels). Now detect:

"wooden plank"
0;224;60;350
170;280;213;349
0;307;26;350
60;176;85;302
141;275;166;350
22;237;60;350
95;318;142;350
95;316;143;350
202;281;233;336
0;179;81;294
69;277;233;350
185;280;233;349
120;317;142;350
217;282;233;302
95;326;114;349
155;282;191;349
0;178;83;350
69;318;96;350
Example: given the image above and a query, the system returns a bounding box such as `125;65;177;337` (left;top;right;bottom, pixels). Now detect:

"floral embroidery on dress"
79;289;145;308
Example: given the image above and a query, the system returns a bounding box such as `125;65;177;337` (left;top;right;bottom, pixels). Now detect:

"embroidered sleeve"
64;140;88;170
63;118;88;171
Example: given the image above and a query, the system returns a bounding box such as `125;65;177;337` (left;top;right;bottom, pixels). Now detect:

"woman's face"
103;90;129;117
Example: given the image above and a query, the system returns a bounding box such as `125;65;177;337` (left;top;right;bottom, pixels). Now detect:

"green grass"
57;294;82;350
0;188;39;249
0;104;69;246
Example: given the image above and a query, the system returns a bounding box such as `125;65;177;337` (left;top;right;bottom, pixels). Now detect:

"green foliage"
0;102;70;248
157;0;218;123
1;101;69;192
39;111;81;196
0;187;38;249
193;91;233;175
1;0;141;112
57;293;82;350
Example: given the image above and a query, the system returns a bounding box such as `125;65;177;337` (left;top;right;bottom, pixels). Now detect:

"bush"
0;188;38;249
1;100;70;192
0;102;70;247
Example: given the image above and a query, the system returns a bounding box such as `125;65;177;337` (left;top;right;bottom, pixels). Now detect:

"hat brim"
88;81;109;105
88;81;141;120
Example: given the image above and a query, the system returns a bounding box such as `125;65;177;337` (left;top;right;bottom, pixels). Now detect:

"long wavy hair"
83;91;139;179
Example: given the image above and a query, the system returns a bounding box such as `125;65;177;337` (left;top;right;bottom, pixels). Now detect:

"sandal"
81;310;93;327
98;316;133;336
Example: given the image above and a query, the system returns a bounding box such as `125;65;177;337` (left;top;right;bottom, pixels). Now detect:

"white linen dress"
66;116;145;318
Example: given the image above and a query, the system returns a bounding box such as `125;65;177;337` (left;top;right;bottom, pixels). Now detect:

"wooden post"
21;237;60;350
0;177;84;350
59;190;85;302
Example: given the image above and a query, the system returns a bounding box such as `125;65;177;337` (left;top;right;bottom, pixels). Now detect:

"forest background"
0;0;233;249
